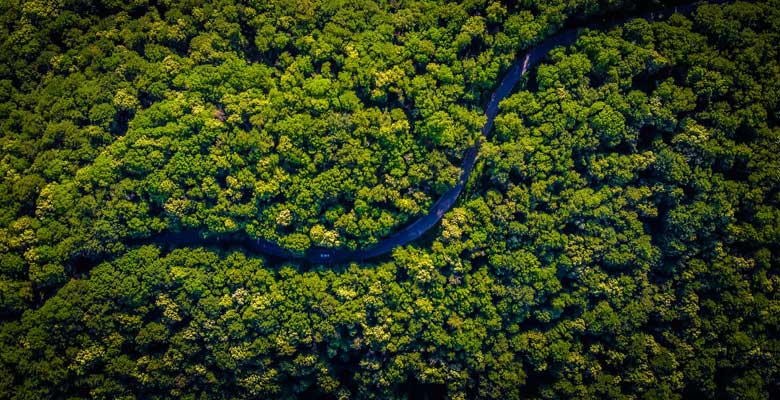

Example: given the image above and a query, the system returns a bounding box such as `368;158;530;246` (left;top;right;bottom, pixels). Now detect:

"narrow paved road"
149;1;714;264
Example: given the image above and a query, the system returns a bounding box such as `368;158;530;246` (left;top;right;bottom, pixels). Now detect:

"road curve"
147;1;716;264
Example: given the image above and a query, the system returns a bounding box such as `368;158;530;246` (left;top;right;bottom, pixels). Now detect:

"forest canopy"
1;0;779;399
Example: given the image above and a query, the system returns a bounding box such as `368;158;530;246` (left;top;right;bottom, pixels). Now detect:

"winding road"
148;1;716;264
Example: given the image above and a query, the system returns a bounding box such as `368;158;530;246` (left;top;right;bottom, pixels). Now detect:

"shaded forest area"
1;0;779;398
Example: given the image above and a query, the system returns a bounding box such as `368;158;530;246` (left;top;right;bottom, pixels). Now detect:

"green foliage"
0;0;779;399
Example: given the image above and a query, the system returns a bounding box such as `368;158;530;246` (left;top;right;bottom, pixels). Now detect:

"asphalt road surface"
147;1;714;264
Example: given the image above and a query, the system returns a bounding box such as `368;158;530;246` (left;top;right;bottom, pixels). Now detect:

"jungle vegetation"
0;0;779;398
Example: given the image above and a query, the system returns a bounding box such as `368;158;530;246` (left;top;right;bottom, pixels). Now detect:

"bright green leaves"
478;6;780;398
420;105;484;150
455;16;487;51
537;51;592;90
112;87;140;112
504;11;544;50
650;79;697;132
421;110;465;148
279;233;312;255
586;151;655;185
1;1;779;399
589;102;628;147
309;224;341;248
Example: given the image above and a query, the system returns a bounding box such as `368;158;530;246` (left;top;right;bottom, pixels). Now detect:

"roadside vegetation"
1;0;778;398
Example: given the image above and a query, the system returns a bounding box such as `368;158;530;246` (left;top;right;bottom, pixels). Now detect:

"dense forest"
1;0;779;398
